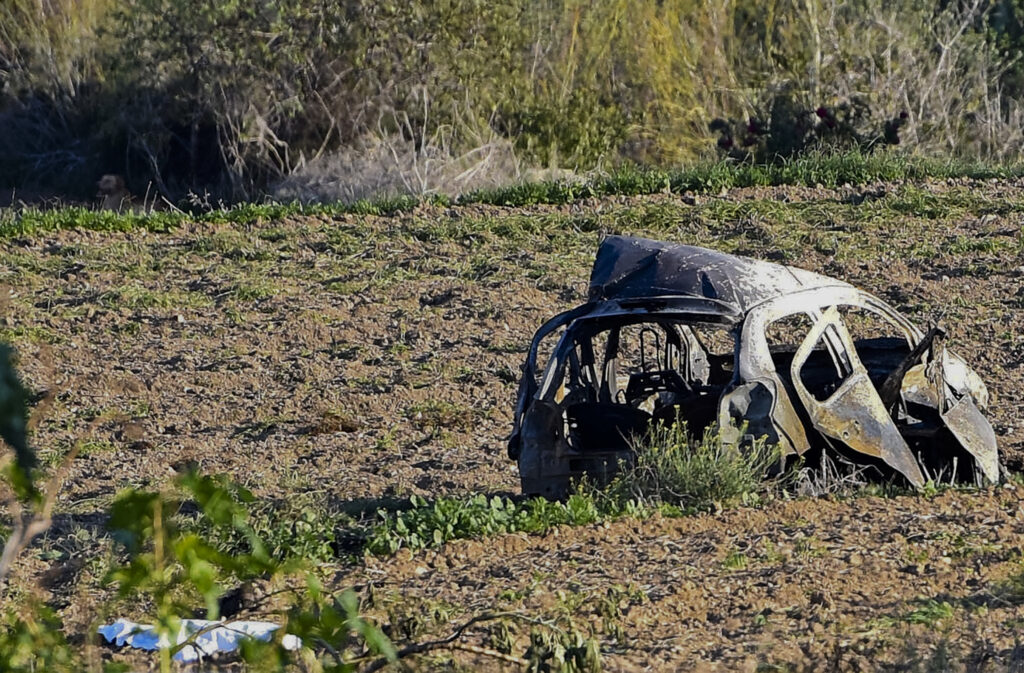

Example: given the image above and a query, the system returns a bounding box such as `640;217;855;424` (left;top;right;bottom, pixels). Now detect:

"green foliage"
904;600;956;627
284;580;397;673
723;550;749;570
1000;557;1024;601
104;471;404;671
524;624;603;673
0;207;180;238
4;151;1023;241
0;605;78;673
603;421;779;512
405;399;475;433
0;196;422;240
5;0;1024;196
460;152;1024;205
99;470;607;672
3;460;615;669
365;492;626;555
188;489;352;564
104;471;279;670
0;344;35;502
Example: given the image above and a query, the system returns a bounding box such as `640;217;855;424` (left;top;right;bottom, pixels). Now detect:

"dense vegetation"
4;0;1024;202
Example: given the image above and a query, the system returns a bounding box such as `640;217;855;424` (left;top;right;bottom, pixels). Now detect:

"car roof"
589;235;854;314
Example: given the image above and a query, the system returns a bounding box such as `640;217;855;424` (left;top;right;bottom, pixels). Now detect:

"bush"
5;0;1024;201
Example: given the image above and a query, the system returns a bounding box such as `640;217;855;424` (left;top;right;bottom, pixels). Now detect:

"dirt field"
2;178;1024;670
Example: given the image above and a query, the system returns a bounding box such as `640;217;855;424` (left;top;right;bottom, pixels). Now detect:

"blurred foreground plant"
0;361;593;673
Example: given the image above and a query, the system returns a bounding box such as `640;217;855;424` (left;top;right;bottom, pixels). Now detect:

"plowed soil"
2;178;1024;670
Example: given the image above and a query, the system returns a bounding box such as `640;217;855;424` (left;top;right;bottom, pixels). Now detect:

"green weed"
405;399;476;433
602;421;779;512
183;486;353;564
365;492;619;556
232;280;279;302
0;326;62;345
904;600;956;626
99;285;211;311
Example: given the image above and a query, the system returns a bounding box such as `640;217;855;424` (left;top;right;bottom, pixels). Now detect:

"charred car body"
508;236;999;498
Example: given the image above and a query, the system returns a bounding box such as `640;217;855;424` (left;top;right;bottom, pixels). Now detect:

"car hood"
589;235;854;313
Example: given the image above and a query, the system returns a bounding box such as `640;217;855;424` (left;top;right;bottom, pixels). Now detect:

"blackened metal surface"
589;236;853;311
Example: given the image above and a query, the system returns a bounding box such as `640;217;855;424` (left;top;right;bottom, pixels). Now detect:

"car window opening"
555;319;735;456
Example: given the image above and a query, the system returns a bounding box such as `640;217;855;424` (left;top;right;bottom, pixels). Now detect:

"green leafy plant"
104;472;279;670
523;624;602;673
0;605;78;673
283;579;397;673
365;492;627;556
186;489;353;564
102;470;404;672
903;600;956;627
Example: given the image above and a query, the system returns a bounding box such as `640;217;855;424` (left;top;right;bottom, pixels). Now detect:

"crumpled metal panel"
589;236;853;312
900;361;999;484
788;306;926;486
942;395;1000;484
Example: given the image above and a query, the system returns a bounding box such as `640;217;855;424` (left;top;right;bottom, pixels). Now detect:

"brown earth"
2;177;1024;670
354;488;1024;671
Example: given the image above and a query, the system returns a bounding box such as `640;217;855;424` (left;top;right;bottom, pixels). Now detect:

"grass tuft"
602;421;780;513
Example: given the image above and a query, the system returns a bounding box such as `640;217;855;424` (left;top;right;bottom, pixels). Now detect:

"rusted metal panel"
942;396;1000;484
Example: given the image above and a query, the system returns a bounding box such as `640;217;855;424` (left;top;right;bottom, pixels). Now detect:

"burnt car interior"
549;318;902;457
537;315;736;480
534;310;979;488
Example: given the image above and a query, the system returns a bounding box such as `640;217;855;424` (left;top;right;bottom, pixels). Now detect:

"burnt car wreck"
508;235;999;498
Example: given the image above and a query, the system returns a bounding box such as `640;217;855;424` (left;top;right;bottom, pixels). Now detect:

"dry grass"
3;1;1024;203
271;135;526;202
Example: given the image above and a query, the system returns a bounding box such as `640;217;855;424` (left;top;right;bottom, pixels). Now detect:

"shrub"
5;0;1024;200
603;421;779;512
